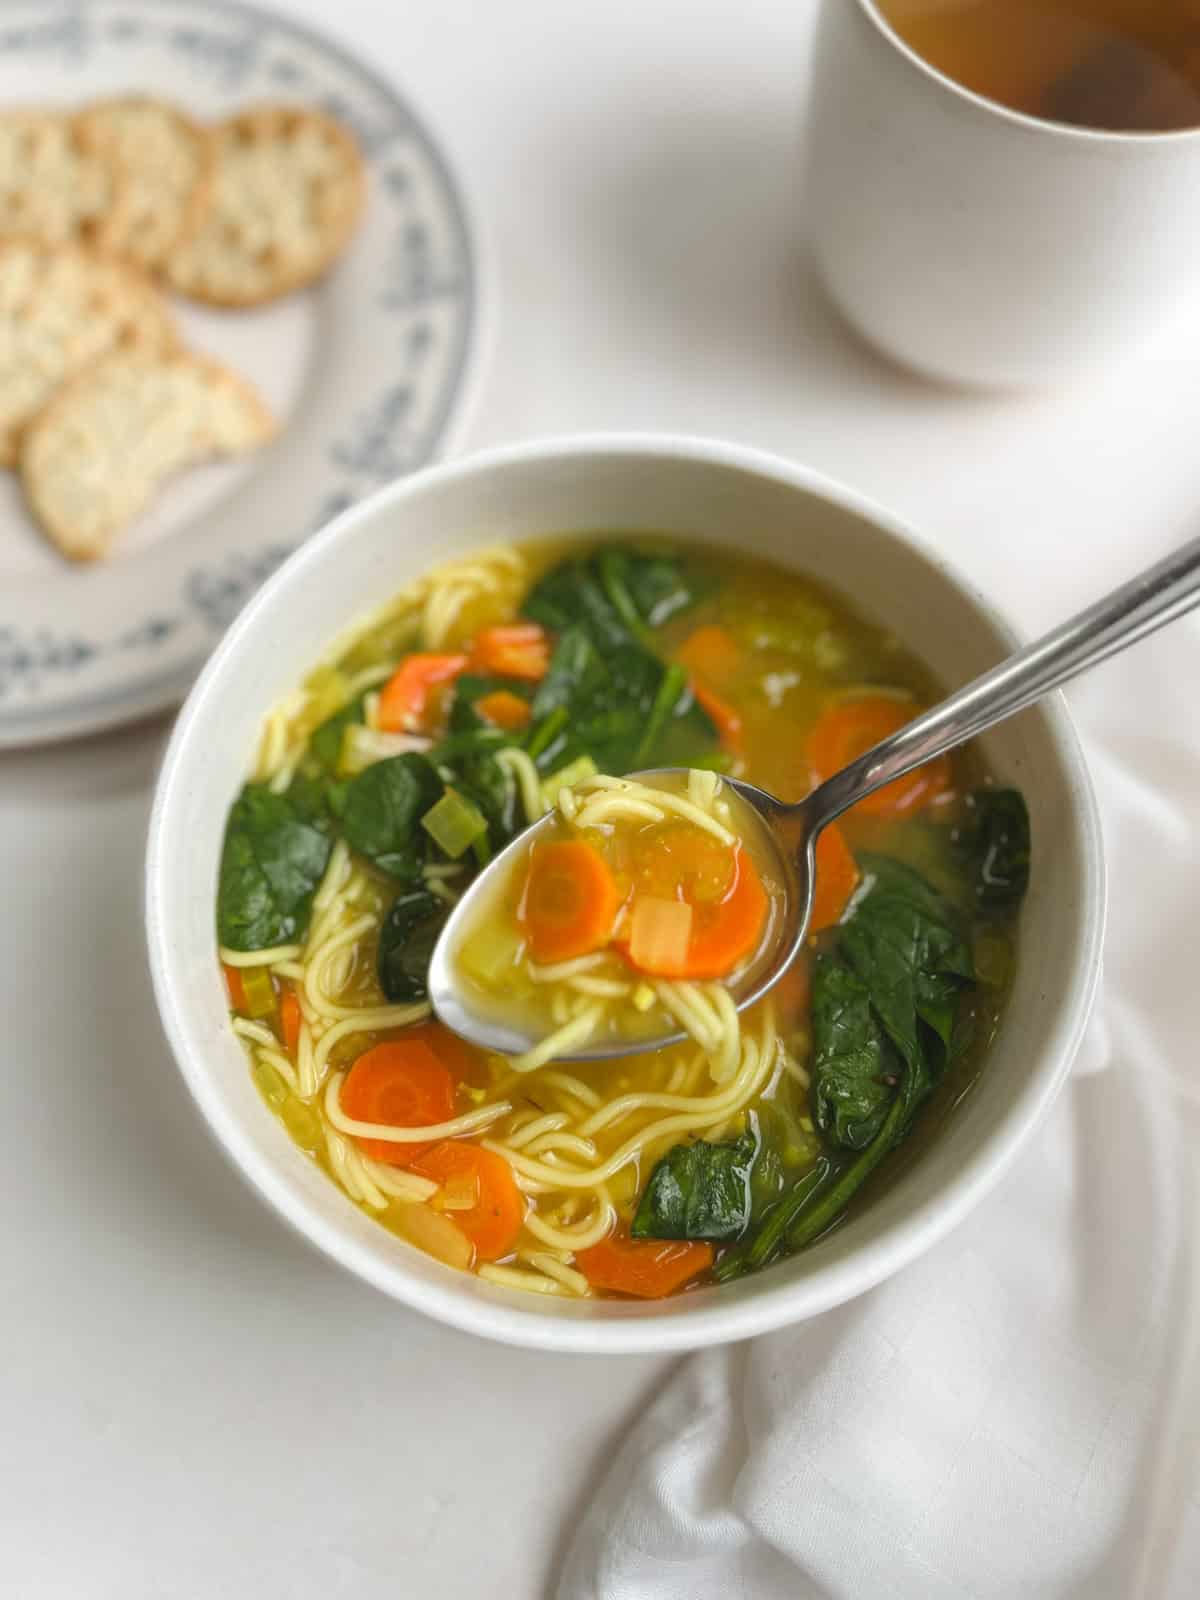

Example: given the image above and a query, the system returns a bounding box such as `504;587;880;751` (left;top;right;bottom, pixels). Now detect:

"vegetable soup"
216;538;1030;1300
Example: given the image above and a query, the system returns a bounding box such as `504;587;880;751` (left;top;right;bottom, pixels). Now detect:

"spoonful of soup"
429;533;1200;1061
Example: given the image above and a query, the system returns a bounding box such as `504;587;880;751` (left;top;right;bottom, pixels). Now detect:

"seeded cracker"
21;350;275;561
166;105;365;306
76;97;214;272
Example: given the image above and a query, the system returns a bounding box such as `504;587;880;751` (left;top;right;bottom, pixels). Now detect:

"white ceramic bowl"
146;436;1105;1353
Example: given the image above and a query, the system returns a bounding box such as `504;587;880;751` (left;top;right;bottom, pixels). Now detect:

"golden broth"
219;535;1020;1298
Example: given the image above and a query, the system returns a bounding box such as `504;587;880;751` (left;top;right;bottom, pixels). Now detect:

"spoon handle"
806;532;1200;828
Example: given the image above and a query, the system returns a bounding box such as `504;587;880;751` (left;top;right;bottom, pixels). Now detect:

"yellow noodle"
221;943;303;968
345;662;396;695
566;975;631;999
521;1131;598;1161
268;758;300;794
270;960;307;982
312;838;352;913
231;1017;278;1047
536;1071;602;1109
496;747;545;825
324;1072;512;1143
297;1018;317;1100
569;773;735;844
570;796;666;827
358;1160;439;1203
477;1264;569;1296
486;1018;776;1189
522;1197;616;1253
424;876;459;907
312;1003;431;1075
509;1005;603;1073
504;1112;570;1150
527;953;609;983
519;1252;591;1296
303;913;376;1018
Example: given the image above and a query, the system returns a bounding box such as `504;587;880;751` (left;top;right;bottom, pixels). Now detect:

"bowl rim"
146;432;1106;1354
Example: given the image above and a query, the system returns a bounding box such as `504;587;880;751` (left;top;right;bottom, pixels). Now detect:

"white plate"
0;0;476;748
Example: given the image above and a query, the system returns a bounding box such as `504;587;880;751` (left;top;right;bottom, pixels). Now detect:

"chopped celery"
281;1097;322;1151
239;964;277;1020
253;1060;288;1110
541;755;598;806
421;787;489;858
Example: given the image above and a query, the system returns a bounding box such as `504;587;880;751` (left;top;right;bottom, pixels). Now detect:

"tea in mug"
874;0;1200;132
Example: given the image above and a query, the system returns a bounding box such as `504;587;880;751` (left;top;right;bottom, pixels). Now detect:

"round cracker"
165;104;364;306
76;97;214;272
0;110;129;249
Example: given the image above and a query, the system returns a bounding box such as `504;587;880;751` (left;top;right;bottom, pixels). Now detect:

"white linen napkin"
560;619;1200;1600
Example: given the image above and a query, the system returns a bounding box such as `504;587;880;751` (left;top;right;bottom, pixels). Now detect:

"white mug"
805;0;1200;387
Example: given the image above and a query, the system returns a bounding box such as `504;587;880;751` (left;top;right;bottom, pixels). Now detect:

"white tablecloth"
3;3;1199;1595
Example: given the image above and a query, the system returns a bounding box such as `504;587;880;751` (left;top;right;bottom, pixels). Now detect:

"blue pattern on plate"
0;0;475;738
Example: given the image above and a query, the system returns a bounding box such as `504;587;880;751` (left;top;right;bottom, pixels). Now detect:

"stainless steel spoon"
429;534;1200;1059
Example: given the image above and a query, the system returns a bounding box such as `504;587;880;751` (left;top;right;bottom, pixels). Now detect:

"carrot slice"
410;1141;525;1262
378;653;469;733
807;695;952;818
677;624;740;683
691;680;744;753
810;823;859;933
222;963;247;1013
625;845;768;980
400;1019;480;1081
577;1229;714;1298
470;622;550;682
340;1041;458;1167
519;840;621;963
280;988;302;1054
474;689;532;731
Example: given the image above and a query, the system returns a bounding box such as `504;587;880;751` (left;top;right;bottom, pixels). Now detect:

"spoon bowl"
430;529;1200;1060
426;769;807;1060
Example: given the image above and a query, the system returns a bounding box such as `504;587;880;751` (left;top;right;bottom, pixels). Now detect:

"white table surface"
4;3;1200;1596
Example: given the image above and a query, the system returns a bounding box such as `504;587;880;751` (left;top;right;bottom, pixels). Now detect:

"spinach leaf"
839;854;974;1095
810;955;901;1150
717;857;979;1278
341;754;443;879
602;546;709;629
529;626;605;722
523;558;630;649
522;548;719;774
217;784;333;951
377;889;448;1003
528;625;716;776
632;1131;759;1242
959;788;1031;912
524;545;709;641
310;692;366;773
713;1157;834;1281
285;769;336;826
